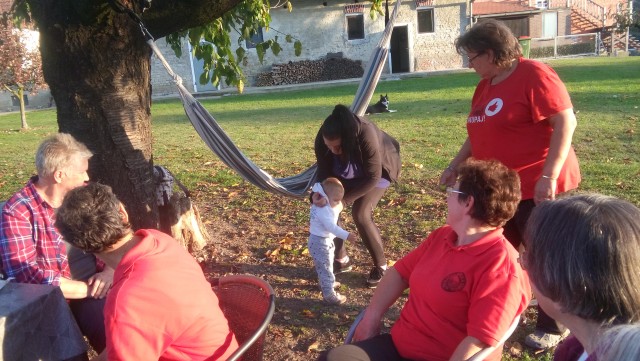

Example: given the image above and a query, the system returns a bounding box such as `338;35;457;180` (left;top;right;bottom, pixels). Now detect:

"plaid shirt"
0;177;71;285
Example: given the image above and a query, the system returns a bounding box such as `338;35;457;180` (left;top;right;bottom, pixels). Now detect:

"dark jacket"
314;115;400;204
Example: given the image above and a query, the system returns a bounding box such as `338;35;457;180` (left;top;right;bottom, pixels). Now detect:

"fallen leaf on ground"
301;309;316;318
507;341;523;357
387;260;396;267
307;340;322;353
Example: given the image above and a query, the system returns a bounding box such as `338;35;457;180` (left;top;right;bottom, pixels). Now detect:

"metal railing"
530;32;601;58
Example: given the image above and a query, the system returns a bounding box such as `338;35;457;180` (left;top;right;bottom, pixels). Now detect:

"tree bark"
18;87;28;130
25;0;243;229
27;1;156;228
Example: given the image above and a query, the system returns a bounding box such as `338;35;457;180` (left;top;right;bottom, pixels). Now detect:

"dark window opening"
347;14;365;40
246;28;264;48
417;8;435;33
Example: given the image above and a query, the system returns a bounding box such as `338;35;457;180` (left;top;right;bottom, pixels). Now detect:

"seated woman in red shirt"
319;159;531;361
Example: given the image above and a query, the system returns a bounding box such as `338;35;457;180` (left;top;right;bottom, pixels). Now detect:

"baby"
308;177;357;305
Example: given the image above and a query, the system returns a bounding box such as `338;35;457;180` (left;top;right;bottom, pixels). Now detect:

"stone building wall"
149;38;197;96
224;0;467;88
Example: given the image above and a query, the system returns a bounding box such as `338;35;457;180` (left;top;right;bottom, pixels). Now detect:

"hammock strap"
119;2;400;198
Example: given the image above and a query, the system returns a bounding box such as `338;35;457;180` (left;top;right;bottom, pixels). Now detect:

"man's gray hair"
35;133;92;179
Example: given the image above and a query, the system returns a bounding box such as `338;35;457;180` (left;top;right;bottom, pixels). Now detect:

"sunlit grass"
1;55;638;360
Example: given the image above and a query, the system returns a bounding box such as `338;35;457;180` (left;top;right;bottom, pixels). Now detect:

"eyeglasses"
467;52;484;64
446;187;467;196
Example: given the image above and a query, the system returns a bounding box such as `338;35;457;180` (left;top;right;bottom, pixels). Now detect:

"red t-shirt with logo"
467;57;581;200
105;229;238;360
391;226;530;361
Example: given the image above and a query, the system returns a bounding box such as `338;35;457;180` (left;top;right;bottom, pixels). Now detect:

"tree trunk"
29;1;157;229
25;0;246;230
18;87;28;130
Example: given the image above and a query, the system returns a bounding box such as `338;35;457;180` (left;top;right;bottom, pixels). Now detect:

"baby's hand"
347;232;358;242
312;192;328;207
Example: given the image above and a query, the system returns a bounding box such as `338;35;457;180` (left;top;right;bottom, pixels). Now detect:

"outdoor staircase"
566;0;607;33
629;34;640;51
601;32;640;53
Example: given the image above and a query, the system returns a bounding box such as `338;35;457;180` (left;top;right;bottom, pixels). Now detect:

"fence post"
554;36;558;57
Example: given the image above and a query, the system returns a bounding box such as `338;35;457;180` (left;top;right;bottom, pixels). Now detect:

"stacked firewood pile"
255;54;364;87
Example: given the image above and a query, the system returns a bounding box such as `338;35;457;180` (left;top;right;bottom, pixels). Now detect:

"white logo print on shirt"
485;98;503;116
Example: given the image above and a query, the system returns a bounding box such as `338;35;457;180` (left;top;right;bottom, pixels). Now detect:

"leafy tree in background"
0;18;45;129
613;0;640;34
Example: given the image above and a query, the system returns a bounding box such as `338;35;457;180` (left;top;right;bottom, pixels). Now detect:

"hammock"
146;1;401;198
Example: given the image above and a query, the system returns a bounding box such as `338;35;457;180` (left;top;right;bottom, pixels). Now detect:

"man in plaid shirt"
0;133;112;353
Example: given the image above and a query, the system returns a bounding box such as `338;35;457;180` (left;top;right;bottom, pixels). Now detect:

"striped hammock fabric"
149;0;401;198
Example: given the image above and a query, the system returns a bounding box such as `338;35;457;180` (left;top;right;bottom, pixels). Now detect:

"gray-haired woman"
523;194;640;361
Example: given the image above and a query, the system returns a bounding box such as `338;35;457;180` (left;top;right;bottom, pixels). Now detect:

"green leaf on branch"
294;40;302;56
236;47;246;61
164;0;304;89
256;43;265;63
237;79;244;93
199;71;210;85
272;41;282;56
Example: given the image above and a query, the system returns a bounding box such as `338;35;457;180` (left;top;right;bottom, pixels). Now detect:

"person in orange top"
55;183;238;361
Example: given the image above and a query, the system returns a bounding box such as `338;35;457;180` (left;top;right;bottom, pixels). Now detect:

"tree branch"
141;0;245;38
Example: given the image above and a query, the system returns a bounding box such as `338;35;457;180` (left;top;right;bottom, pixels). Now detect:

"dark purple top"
554;336;596;361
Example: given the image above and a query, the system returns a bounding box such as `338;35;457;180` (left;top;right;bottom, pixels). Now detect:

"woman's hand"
534;176;557;205
351;312;382;343
439;166;458;188
87;267;115;299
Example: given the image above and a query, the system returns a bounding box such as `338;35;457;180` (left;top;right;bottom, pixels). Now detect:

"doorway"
390;25;410;73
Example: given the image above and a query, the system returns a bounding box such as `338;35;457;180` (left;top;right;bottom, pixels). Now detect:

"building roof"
473;1;540;16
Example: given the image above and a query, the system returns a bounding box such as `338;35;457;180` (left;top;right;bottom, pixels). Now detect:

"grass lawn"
0;55;638;360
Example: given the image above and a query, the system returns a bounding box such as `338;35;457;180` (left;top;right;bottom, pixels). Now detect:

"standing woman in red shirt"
439;19;581;350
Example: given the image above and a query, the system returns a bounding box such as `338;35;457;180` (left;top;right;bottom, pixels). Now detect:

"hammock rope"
137;1;401;198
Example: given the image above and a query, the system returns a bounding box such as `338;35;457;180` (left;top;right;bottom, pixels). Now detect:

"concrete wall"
0;90;53;113
412;1;468;71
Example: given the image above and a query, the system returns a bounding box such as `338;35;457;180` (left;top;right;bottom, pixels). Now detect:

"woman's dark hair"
524;194;640;325
55;183;131;253
456;158;521;227
455;19;522;69
320;104;358;158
